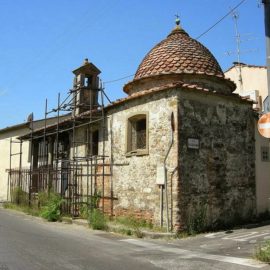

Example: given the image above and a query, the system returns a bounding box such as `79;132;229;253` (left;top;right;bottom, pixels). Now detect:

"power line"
196;0;247;40
102;0;248;86
103;74;134;84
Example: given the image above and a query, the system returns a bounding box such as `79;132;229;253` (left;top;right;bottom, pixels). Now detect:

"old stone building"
11;21;256;231
225;63;270;215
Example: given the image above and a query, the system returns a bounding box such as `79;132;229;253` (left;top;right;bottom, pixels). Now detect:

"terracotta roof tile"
134;28;224;80
19;81;253;140
108;82;253;110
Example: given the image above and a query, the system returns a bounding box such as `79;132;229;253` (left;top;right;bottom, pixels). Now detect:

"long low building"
0;114;70;202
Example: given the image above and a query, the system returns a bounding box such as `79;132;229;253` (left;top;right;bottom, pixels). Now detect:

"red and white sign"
258;113;270;138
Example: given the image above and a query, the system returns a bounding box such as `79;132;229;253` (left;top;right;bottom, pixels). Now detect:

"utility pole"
262;0;270;112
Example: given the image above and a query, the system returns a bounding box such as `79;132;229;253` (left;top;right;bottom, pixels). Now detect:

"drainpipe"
160;185;164;227
263;0;270;111
169;166;178;231
163;112;175;232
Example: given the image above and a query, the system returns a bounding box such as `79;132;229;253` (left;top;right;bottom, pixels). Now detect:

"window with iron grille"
37;140;48;167
127;114;148;155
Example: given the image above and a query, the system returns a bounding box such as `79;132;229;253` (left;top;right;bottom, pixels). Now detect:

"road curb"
141;231;176;239
72;218;88;227
106;223;176;239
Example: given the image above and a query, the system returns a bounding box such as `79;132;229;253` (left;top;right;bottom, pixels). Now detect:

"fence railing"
7;158;114;217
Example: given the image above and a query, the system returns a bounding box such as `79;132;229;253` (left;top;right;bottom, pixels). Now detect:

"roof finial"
175;14;181;29
84;58;89;65
168;13;187;37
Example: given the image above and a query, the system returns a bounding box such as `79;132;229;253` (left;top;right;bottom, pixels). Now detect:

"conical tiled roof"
134;27;224;80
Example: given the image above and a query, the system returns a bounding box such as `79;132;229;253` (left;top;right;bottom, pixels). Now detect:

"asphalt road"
0;208;270;270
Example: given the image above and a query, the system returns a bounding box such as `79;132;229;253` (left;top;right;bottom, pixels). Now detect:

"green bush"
38;192;50;207
89;209;107;230
40;193;64;222
255;241;270;263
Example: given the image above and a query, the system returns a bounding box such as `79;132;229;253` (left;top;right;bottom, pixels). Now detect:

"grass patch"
109;215;161;238
255;240;270;263
113;216;148;237
114;215;153;230
3;202;40;216
4;191;63;221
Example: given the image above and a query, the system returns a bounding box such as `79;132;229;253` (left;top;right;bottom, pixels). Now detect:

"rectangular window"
37;141;48;167
91;130;99;156
261;146;270;162
127;113;148;155
85;128;99;156
131;118;146;150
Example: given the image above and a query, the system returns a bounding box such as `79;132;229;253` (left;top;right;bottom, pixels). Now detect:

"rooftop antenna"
231;9;244;93
225;9;258;95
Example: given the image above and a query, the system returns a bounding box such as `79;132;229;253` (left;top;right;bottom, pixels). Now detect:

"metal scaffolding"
8;71;115;217
8;138;23;203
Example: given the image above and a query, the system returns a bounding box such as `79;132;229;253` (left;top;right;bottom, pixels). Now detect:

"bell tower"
72;58;101;115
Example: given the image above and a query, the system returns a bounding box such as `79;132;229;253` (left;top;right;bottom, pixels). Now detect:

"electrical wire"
103;74;135;84
102;0;248;85
196;0;247;40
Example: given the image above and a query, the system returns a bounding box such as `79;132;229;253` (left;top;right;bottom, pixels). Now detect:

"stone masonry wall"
106;90;179;226
177;89;255;230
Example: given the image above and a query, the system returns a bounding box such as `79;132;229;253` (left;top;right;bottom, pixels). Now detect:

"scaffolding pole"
15;71;113;218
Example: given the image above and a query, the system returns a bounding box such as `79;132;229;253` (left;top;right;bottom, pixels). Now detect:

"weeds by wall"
40;193;64;222
11;187;28;206
186;205;207;235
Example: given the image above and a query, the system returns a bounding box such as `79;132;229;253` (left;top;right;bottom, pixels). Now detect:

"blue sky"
0;0;266;128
